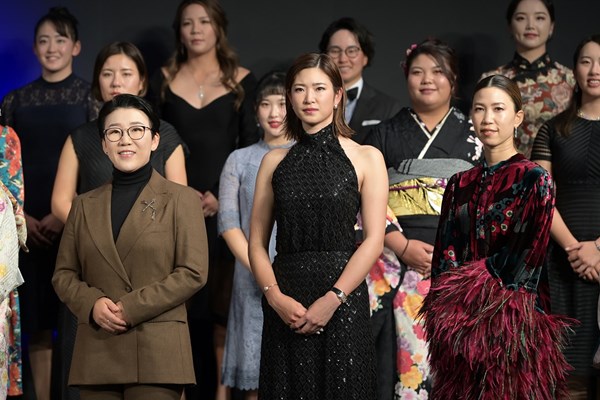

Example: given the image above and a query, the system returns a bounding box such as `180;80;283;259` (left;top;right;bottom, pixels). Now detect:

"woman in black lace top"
249;53;388;399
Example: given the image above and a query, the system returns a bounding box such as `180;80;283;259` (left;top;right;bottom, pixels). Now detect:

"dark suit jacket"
349;82;402;144
52;171;208;385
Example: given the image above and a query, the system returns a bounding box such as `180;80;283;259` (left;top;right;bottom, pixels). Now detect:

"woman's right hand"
401;239;433;276
93;297;129;334
266;288;307;327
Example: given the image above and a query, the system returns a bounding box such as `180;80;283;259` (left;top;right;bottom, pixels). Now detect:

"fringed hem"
420;261;573;400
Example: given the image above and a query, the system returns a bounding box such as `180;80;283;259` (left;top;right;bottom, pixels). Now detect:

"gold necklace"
577;109;600;121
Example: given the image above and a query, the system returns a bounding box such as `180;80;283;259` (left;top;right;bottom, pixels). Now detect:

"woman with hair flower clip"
364;37;482;398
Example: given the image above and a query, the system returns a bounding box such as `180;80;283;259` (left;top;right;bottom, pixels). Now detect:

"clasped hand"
93;297;129;334
401;239;433;278
268;290;339;335
25;213;64;248
565;241;600;282
196;190;218;218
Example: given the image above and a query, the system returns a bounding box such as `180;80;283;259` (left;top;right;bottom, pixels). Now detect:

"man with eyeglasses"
319;17;401;144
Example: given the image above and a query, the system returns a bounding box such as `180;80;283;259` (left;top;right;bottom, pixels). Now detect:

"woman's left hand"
294;291;340;335
201;191;219;218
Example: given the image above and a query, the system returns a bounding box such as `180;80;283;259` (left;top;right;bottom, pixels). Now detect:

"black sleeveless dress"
259;124;376;399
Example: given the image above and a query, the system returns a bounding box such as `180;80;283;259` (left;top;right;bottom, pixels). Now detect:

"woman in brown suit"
52;94;208;400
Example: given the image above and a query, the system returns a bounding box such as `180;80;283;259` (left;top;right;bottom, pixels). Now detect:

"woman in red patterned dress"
420;74;571;399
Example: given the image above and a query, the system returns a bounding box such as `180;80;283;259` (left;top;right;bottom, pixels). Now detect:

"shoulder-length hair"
91;42;148;102
161;0;244;109
283;53;353;142
554;34;600;137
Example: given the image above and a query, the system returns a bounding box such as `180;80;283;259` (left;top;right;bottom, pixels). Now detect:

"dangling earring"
514;127;518;138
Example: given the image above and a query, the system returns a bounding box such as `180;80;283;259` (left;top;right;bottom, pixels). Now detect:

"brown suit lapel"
115;171;170;263
82;184;131;285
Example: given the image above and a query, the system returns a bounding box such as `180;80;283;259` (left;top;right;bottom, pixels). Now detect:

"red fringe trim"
419;261;574;400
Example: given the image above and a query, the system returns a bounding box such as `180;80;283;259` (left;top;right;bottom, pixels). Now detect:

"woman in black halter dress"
249;53;388;399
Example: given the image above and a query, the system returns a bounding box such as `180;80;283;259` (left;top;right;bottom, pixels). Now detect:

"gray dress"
218;139;292;390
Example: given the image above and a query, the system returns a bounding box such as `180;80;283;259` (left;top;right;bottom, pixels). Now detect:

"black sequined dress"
259;124;376;399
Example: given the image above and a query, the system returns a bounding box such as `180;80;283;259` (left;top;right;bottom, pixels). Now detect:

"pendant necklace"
186;65;208;106
198;85;205;102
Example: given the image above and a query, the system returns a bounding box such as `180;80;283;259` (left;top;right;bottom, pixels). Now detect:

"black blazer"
349;82;402;144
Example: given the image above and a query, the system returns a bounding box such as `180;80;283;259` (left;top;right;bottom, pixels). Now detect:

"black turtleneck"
111;163;152;241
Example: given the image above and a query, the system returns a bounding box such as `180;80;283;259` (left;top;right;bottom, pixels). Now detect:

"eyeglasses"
103;125;151;142
326;46;362;59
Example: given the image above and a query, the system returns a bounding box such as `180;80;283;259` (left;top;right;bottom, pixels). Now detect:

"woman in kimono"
420;74;571;399
364;37;481;397
0;124;26;397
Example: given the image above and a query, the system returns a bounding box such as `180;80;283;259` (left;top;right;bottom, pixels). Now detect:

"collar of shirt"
510;52;552;73
345;78;364;122
346;78;364;102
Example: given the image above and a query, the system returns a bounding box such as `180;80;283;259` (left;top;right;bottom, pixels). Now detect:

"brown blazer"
52;171;208;385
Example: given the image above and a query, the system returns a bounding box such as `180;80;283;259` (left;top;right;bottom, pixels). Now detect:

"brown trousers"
79;384;183;400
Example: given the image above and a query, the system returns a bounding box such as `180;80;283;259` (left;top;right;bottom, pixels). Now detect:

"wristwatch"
330;287;348;304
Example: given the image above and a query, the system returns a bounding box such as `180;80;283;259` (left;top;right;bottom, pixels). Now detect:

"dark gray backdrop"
2;0;598;110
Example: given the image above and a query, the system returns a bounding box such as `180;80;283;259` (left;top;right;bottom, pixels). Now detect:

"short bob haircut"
283;53;353;142
97;94;160;140
255;71;286;106
318;17;375;67
34;6;79;42
91;42;148;102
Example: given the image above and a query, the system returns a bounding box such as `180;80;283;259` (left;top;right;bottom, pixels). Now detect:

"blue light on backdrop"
0;1;49;101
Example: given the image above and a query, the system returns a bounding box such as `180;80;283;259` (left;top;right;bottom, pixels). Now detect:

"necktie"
346;87;358;101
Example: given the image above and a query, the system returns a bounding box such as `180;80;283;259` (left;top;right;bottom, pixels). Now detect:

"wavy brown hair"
161;0;244;109
283;53;352;142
